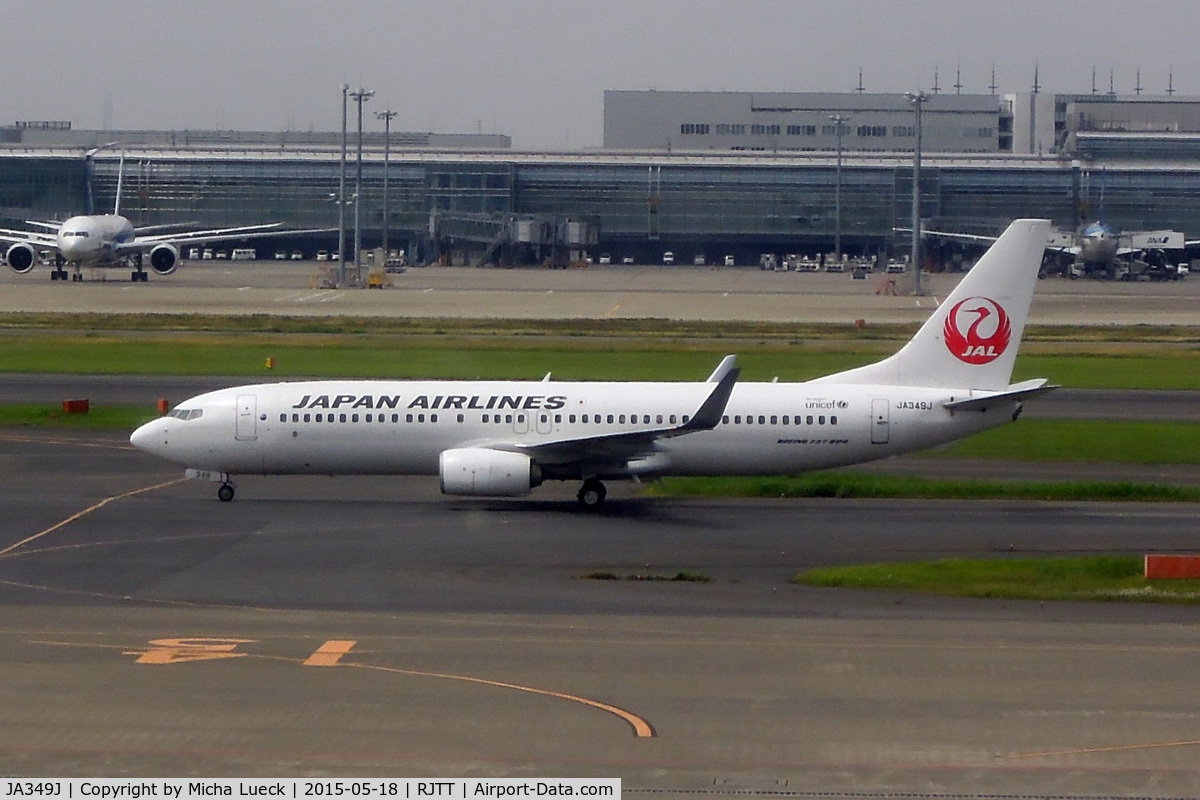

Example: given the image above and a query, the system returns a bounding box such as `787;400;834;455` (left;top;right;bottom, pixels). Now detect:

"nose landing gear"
577;478;607;510
217;482;236;502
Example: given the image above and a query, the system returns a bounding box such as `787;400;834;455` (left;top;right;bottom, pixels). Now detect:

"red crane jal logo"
943;297;1011;364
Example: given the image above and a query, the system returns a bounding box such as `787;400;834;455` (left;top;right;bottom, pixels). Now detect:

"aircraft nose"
130;418;167;455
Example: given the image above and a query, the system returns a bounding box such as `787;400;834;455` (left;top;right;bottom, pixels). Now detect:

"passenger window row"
282;412;439;424
279;411;694;426
721;414;838;426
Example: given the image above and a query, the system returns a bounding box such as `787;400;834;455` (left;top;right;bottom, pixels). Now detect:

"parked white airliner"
131;219;1054;508
0;155;290;282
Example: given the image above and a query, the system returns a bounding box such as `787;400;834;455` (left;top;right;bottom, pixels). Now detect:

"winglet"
707;354;738;383
683;356;740;431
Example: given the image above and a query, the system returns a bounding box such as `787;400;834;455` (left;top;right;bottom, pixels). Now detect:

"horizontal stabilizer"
943;378;1058;412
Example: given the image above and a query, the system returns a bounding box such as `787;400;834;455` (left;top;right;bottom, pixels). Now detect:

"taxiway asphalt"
1;429;1199;796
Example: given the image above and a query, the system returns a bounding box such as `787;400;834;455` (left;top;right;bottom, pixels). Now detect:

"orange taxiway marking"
303;640;358;666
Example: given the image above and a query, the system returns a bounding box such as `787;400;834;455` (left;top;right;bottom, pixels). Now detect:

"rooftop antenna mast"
1135;66;1142;95
1092;66;1098;95
954;64;963;95
1108;68;1115;97
1167;67;1176;96
988;64;997;95
855;67;865;93
932;65;940;94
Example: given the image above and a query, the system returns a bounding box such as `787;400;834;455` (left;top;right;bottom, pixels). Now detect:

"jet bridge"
427;211;599;267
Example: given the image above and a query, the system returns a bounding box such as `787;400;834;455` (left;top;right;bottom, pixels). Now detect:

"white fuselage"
130;379;1012;480
1077;222;1119;265
55;214;135;265
130;219;1054;505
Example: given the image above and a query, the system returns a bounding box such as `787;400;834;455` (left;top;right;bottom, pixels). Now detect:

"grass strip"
793;556;1200;604
647;473;1200;502
0;404;160;430
5;328;1200;388
6;312;1200;345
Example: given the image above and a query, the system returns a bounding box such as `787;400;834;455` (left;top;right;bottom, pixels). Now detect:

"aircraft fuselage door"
513;411;530;435
235;394;258;441
870;398;890;444
536;411;552;434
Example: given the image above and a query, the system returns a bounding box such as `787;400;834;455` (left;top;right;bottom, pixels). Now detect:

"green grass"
0;404;159;430
0;332;881;381
648;473;1200;502
793;556;1200;603
5;326;1200;388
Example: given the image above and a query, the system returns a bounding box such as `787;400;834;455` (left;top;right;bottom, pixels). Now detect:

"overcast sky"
5;0;1198;149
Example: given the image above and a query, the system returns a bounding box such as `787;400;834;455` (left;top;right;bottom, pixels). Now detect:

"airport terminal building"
3;91;1200;266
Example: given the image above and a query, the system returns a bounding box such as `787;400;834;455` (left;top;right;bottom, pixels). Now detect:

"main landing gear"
50;255;82;281
217;482;236;502
577;478;607;510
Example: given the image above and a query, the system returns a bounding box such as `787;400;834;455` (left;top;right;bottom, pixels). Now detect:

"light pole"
828;114;849;263
350;87;375;282
338;84;348;286
350;86;372;281
906;91;928;295
375;108;398;258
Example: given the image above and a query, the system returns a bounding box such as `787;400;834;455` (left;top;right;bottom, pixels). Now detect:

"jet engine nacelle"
148;244;180;275
6;242;36;274
438;448;540;497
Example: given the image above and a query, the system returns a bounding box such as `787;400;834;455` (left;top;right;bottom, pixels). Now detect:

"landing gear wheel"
217;483;235;502
577;478;607;510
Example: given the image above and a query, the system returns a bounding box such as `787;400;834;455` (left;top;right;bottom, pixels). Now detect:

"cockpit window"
167;408;204;420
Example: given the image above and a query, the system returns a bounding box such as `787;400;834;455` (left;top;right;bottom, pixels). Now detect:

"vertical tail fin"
815;218;1050;390
113;151;125;216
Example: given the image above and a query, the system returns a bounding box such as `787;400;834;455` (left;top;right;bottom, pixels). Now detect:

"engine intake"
439;448;540;497
6;242;36;273
149;244;179;275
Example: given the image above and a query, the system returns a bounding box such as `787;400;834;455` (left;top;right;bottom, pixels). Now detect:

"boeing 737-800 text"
131;219;1055;508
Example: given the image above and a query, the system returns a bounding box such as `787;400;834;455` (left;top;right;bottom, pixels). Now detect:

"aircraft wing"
115;225;337;256
129;222;285;246
489;356;740;471
895;227;998;245
0;227;58;248
900;226;1082;255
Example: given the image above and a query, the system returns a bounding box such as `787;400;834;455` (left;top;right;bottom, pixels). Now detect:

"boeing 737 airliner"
131;219;1055;508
